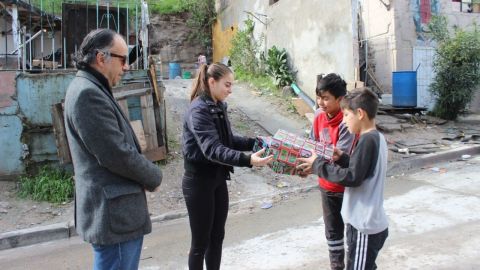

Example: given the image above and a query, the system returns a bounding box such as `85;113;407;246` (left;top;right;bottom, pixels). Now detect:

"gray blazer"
64;70;162;245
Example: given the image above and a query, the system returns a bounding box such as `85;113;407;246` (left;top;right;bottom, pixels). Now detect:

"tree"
428;16;480;120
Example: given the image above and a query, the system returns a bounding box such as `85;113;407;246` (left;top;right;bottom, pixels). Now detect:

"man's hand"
250;148;274;167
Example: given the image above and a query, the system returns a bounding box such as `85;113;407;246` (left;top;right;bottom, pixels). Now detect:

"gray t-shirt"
312;130;389;234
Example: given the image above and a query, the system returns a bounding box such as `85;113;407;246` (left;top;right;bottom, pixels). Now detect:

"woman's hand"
250;148;274;167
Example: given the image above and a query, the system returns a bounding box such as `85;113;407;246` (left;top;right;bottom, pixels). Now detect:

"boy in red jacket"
305;74;356;270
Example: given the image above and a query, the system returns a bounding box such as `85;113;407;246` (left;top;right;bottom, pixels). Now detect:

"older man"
64;29;162;270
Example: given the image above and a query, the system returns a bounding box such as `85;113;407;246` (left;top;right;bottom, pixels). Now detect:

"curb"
387;145;480;176
1;145;479;251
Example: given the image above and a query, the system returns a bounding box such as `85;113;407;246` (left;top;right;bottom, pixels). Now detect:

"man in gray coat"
64;28;162;270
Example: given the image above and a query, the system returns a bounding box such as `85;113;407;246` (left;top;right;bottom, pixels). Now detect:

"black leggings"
182;172;229;270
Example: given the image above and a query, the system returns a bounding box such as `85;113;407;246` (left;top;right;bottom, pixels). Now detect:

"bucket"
169;62;181;79
392;71;417;107
182;71;192;79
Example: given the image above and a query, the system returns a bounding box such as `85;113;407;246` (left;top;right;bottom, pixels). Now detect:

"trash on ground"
260;202;273;209
276;181;289;188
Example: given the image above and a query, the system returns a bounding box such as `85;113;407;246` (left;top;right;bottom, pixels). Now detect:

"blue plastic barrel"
169;62;181;79
392;71;417;107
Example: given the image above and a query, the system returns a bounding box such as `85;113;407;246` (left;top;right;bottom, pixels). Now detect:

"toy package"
253;129;334;175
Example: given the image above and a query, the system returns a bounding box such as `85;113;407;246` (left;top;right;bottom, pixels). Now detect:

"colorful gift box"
253;129;334;175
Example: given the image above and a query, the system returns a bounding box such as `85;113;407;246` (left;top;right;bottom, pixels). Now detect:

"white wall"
32;31;62;60
266;0;356;98
216;0;356;99
0;20;16;57
360;0;395;92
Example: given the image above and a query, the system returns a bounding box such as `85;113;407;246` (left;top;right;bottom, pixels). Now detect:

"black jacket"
182;94;255;180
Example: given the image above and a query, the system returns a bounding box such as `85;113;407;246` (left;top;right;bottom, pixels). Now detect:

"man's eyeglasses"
109;52;128;66
98;50;127;66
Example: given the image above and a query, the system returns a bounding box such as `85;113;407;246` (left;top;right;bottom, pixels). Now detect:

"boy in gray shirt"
298;88;388;270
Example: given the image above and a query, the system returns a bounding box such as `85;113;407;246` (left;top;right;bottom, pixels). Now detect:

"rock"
281;86;294;97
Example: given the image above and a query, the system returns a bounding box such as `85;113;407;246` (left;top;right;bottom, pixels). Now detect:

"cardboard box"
253;129;333;175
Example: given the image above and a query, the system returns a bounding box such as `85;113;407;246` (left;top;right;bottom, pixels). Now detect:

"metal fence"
0;0;149;71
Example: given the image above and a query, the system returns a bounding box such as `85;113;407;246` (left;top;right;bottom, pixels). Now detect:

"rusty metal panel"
16;72;75;125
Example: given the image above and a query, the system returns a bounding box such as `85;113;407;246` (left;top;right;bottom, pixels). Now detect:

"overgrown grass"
18;166;74;204
29;0;186;16
149;0;185;14
234;69;278;94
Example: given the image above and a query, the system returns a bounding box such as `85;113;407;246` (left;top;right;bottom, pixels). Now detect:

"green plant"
264;46;296;88
427;16;480;120
149;0;186;14
18;166;74;203
229;18;263;75
181;0;216;48
234;69;277;93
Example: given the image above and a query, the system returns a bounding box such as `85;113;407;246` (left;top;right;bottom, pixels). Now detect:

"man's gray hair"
75;28;118;68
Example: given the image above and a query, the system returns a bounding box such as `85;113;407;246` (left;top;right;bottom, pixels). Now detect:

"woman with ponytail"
182;63;273;269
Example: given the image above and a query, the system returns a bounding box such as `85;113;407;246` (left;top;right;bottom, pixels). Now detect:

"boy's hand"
296;152;318;175
250;148;274;167
332;148;344;162
297;167;312;178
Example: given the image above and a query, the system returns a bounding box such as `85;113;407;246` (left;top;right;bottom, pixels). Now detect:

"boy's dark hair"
316;73;347;98
341;87;379;119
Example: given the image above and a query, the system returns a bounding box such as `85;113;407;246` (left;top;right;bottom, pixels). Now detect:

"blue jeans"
92;236;144;270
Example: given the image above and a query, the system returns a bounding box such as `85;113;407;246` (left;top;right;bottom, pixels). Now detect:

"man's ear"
96;51;106;66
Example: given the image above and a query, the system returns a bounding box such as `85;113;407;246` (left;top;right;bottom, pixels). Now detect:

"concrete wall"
214;0;356;99
0;20;15;56
360;0;395;92
0;71;75;180
364;0;480;93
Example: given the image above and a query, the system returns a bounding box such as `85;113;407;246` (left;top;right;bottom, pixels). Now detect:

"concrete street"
0;156;479;269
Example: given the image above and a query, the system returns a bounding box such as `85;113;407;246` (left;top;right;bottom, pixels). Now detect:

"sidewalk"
1;79;480;250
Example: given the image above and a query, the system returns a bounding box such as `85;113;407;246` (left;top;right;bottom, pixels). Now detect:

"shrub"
428;16;480;120
229;18;263;75
18;166;74;204
264;46;296;88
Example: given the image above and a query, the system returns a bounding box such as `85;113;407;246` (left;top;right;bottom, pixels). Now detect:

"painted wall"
212;20;237;63
0;71;75;179
214;0;356;99
364;0;480;93
0;72;24;179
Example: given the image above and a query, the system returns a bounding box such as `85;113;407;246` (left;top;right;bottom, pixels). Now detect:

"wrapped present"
253;129;334;175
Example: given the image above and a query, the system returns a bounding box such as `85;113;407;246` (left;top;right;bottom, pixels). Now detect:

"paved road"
1;156;479;269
